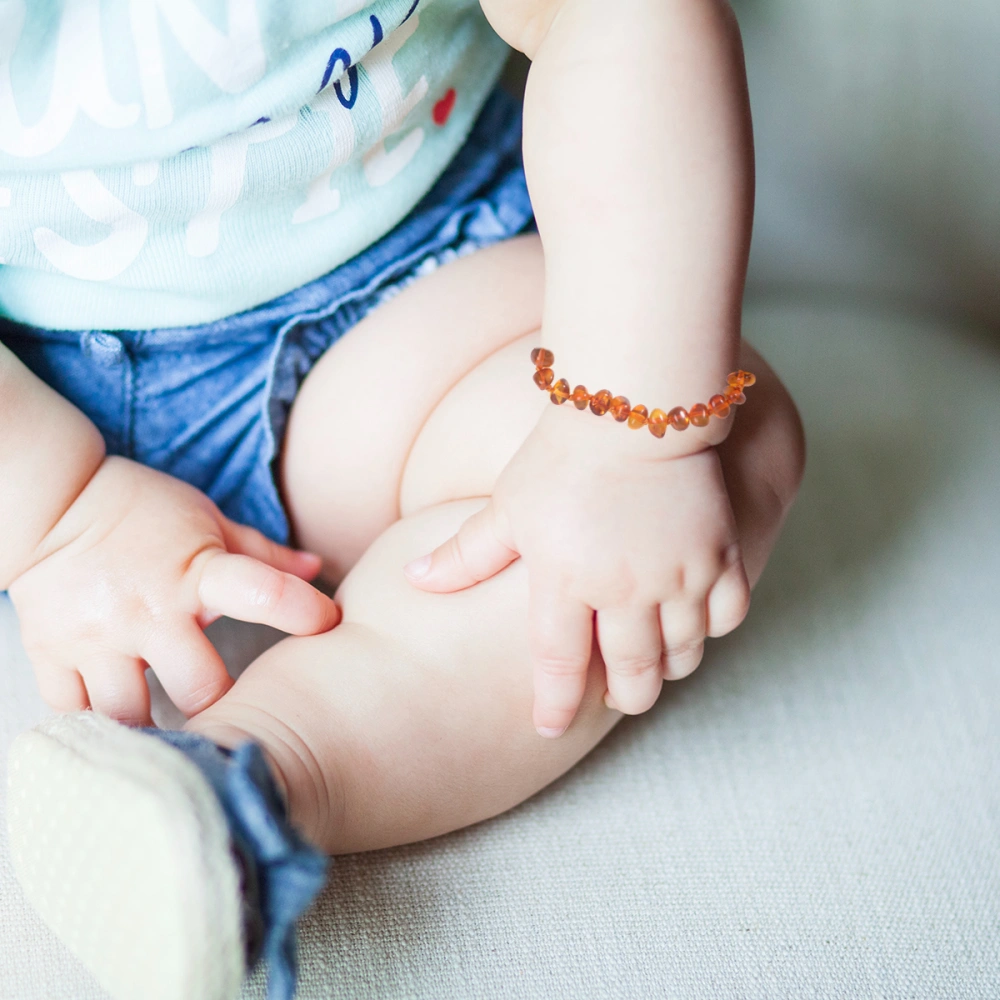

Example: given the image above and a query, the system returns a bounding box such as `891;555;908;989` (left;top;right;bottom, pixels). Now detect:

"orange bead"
689;403;711;427
571;385;590;409
667;406;690;431
648;408;668;438
724;388;746;406
627;405;649;429
609;395;631;422
727;369;755;387
708;394;731;419
531;347;555;368
533;367;554;390
589;389;612;416
550;378;570;404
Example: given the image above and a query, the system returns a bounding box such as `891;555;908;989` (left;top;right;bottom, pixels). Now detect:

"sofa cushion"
736;0;1000;328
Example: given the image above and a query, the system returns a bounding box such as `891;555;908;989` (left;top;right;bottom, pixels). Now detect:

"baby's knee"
770;376;807;512
734;343;807;513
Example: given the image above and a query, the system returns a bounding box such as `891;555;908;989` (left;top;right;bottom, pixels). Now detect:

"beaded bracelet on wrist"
530;348;755;438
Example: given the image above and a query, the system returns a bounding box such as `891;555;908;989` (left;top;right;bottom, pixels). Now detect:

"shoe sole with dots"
5;710;245;1000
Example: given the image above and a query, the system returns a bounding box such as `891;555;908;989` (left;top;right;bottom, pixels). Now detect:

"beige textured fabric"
2;301;999;999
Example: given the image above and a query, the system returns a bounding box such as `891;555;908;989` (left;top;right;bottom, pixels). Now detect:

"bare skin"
181;235;805;855
2;0;796;863
0;7;806;948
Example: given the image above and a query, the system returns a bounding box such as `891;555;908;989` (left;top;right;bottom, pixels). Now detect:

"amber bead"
533;367;555;390
550;378;570;404
724;388;746;406
589;389;612;416
689;403;711;427
727;369;756;388
609;395;631;422
667;406;690;431
648;408;668;438
531;347;555;369
627;405;649;429
708;394;731;419
571;385;590;409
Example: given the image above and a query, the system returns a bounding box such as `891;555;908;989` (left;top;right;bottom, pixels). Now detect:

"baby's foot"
5;710;327;1000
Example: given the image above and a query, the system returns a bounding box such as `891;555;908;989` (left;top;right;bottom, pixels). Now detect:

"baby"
1;0;805;998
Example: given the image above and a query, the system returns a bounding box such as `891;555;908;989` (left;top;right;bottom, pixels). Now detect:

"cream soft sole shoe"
5;710;245;1000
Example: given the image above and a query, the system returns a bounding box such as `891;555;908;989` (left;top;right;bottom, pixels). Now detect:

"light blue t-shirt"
0;0;509;330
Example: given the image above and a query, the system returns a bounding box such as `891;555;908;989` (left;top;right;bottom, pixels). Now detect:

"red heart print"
433;88;456;126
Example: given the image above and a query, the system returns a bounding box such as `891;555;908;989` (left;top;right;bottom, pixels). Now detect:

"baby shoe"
5;710;328;1000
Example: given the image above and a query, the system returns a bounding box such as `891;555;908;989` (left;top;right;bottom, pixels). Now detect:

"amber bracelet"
530;348;755;438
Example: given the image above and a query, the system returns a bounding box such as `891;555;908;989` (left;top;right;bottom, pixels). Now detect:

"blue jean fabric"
0;85;533;544
142;727;327;1000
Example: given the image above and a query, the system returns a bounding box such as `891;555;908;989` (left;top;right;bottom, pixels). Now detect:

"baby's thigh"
280;234;544;581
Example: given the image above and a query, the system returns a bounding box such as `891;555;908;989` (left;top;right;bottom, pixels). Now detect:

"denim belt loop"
79;329;127;367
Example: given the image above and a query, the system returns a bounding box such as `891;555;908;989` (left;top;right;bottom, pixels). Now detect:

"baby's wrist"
15;454;111;579
529;347;749;461
536;399;733;461
0;433;106;590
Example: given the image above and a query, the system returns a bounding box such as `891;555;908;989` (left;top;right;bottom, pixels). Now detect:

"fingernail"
403;554;432;580
536;726;567;739
603;692;619;711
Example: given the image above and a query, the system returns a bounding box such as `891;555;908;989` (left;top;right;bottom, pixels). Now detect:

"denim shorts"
0;86;533;545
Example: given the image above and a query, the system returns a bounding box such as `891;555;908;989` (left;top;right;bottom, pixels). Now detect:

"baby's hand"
403;407;751;737
8;456;340;727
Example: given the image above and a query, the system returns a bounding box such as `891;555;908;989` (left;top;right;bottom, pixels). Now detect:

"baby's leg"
183;237;805;855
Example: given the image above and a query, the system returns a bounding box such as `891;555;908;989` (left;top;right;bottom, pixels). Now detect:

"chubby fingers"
141;623;235;719
32;656;90;715
529;580;594;738
596;606;665;714
706;545;752;638
197;551;340;635
220;519;324;581
77;652;154;728
34;649;158;728
403;500;519;592
658;598;707;681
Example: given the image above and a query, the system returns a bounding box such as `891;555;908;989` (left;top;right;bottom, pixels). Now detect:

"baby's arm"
1;342;339;726
405;0;756;733
488;0;753;440
0;343;106;588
